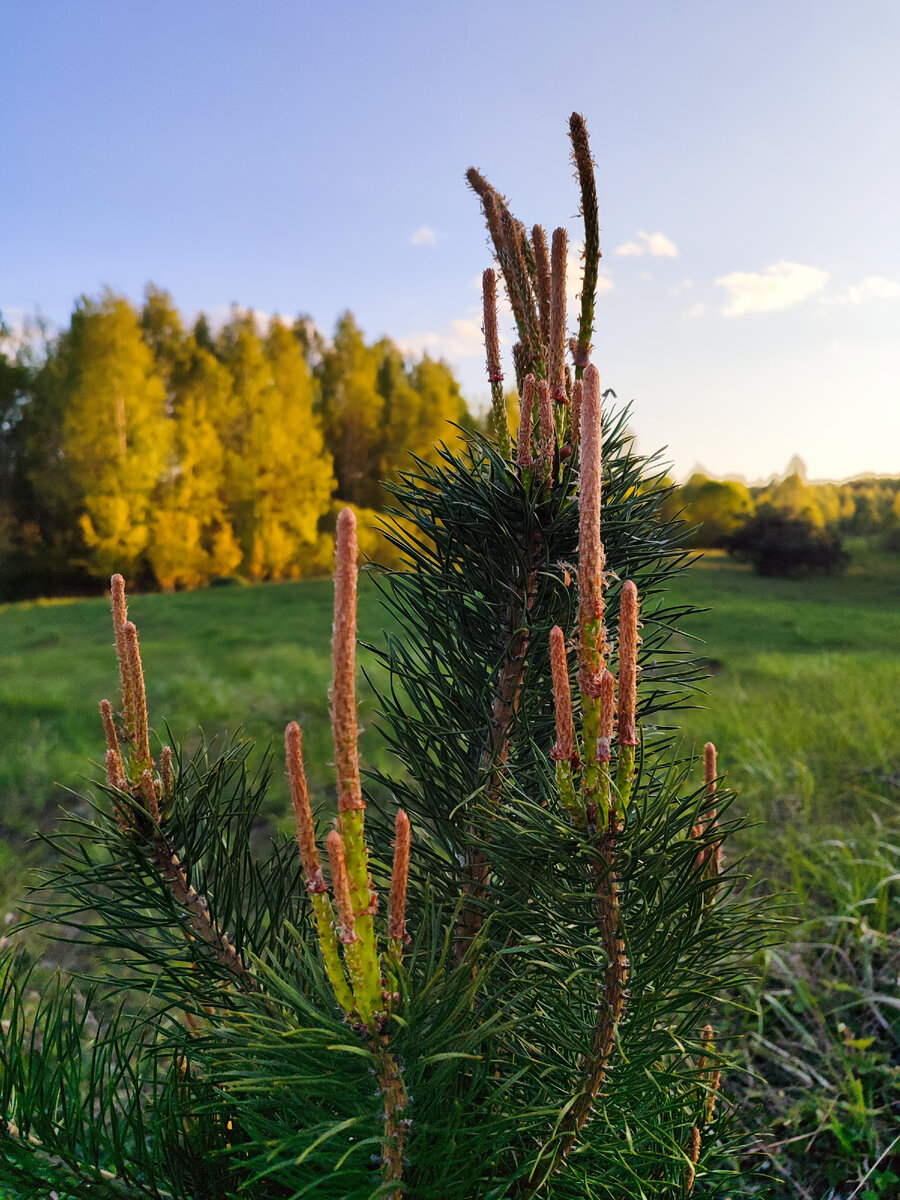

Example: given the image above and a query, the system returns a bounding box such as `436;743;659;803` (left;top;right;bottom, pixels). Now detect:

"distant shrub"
728;511;849;577
207;574;249;588
883;526;900;554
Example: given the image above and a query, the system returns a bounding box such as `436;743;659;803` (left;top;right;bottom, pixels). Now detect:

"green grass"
0;576;399;895
669;548;900;847
2;550;898;879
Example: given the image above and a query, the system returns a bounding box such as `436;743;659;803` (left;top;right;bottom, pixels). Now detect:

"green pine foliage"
0;118;769;1197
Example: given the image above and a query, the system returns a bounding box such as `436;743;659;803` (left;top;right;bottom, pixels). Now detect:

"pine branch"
538;833;629;1179
0;1122;175;1200
142;826;257;990
0;116;772;1199
102;578;259;991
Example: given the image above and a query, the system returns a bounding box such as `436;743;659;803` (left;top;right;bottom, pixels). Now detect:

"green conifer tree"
0;117;766;1198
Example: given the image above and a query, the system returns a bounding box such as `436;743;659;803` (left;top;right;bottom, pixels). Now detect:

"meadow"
1;547;898;1195
3;546;896;861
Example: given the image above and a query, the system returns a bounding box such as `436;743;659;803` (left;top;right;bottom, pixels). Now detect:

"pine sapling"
0;113;769;1200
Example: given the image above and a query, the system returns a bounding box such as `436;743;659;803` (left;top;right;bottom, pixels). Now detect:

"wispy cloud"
716;260;829;316
836;275;900;304
410;225;439;247
614;230;678;258
398;317;485;361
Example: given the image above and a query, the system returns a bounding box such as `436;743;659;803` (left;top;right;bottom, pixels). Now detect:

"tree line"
665;459;900;549
0;288;472;597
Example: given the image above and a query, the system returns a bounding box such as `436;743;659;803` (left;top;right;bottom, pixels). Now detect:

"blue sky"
2;0;898;481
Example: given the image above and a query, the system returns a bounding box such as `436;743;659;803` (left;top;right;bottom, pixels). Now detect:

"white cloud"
715;260;829;316
614;230;678;258
838;276;900;304
685;302;707;319
410;225;439;247
398;317;485;361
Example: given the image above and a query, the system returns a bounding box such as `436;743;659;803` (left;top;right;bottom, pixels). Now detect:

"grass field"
0;576;400;892
3;547;897;872
2;548;899;1195
671;546;900;849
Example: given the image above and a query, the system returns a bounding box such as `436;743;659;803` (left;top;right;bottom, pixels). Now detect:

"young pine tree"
0;117;766;1198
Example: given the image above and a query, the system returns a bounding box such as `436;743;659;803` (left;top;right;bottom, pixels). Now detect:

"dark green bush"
729;511;849;578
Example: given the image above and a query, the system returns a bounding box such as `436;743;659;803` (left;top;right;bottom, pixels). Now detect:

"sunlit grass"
671;549;900;850
0;577;399;893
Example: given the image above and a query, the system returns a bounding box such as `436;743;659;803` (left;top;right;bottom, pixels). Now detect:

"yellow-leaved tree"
61;292;171;577
139;287;243;589
216;312;334;580
317;313;470;509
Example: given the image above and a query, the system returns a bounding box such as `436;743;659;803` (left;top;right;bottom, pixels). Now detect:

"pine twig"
466;167;543;379
372;1040;410;1199
532;224;551;350
103;577;257;990
549;227;568;402
145;828;257;989
483;267;510;456
331;508;382;1019
569;112;600;378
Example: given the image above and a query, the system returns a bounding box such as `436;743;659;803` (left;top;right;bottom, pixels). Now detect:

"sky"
2;0;899;482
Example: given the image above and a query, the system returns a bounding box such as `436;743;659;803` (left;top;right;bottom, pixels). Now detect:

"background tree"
315;312;388;508
58;292;171;579
316;313;469;509
755;465;826;528
677;472;755;547
403;354;469;463
148;339;243;589
0;315;31;557
216;311;334;580
140;283;188;397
